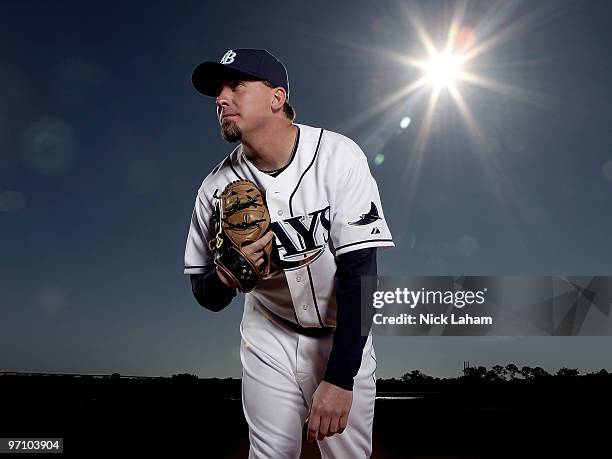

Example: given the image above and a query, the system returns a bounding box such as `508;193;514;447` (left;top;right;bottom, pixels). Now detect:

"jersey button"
277;210;283;216
302;304;309;310
296;275;302;282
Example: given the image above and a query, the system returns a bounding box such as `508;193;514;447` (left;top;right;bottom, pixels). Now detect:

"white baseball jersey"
183;123;394;328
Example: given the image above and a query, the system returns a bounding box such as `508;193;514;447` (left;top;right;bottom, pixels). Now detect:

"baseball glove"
209;179;273;292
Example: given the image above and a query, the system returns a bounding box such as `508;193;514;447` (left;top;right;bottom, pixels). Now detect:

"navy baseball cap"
192;48;290;98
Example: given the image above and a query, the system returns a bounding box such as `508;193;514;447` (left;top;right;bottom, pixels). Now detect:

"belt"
276;314;335;337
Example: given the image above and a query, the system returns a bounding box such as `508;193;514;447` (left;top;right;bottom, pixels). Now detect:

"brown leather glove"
209;179;273;292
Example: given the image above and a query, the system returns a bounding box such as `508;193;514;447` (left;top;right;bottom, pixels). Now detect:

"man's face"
215;78;273;142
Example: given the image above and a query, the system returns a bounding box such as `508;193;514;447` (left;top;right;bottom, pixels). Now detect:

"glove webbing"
222;190;266;230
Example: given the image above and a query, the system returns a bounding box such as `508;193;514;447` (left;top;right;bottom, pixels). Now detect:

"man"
183;48;394;458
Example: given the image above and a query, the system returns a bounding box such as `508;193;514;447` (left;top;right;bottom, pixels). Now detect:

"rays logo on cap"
220;50;236;64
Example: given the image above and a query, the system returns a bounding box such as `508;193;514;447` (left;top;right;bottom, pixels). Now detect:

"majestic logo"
220;50;236;64
270;206;330;271
348;202;381;226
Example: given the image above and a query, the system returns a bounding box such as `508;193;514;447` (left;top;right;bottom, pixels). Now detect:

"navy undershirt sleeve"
190;269;237;312
323;247;377;391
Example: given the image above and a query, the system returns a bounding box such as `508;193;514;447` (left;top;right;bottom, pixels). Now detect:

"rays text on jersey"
270;206;330;270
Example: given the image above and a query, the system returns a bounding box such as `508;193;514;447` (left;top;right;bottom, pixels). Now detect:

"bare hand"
216;231;275;287
242;231;274;270
306;380;352;442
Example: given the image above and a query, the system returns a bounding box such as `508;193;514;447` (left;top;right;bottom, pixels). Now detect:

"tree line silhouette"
398;364;607;382
2;364;609;385
2;366;610;456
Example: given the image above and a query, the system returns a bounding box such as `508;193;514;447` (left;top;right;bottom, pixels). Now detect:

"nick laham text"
373;313;493;326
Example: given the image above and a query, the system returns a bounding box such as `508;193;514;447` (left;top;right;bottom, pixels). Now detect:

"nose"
216;83;232;108
216;88;230;119
216;101;225;119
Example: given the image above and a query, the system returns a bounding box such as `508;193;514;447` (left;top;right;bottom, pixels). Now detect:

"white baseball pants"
239;300;377;459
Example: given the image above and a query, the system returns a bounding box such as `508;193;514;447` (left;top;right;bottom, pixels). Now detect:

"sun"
424;52;462;89
335;1;542;154
322;0;552;231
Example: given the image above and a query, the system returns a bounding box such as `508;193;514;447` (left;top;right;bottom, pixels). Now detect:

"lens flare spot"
374;154;385;166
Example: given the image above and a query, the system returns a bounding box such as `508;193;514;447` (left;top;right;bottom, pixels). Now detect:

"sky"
1;0;611;379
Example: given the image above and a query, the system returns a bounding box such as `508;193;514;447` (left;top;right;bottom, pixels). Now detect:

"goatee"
220;119;242;143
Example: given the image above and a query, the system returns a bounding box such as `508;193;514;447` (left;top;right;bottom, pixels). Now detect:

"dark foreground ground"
1;375;610;458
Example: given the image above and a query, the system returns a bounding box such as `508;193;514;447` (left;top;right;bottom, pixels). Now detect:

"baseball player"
184;48;394;458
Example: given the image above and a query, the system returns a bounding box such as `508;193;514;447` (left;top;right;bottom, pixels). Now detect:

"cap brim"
192;62;261;97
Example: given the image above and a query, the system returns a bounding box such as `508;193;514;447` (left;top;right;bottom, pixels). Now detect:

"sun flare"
424;52;462;89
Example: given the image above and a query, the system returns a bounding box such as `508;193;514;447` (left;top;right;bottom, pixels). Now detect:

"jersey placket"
239;133;323;328
265;185;317;327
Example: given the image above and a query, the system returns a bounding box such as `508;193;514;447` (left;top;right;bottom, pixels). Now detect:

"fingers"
242;232;274;270
338;414;348;435
327;417;340;438
254;252;269;271
308;414;345;442
317;416;331;440
306;416;346;443
243;231;274;254
306;414;320;443
261;260;271;276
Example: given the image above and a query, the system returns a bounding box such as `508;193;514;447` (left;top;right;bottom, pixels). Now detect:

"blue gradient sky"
1;0;611;378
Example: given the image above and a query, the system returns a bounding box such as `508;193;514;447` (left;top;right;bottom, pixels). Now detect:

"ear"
270;87;287;111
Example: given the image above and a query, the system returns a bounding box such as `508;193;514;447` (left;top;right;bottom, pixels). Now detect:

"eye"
216;81;241;95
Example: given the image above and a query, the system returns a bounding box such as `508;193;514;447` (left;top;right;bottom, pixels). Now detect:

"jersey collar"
239;125;301;182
